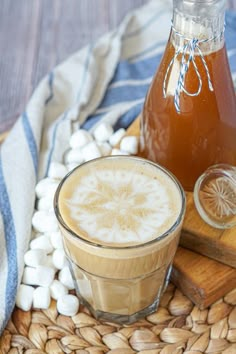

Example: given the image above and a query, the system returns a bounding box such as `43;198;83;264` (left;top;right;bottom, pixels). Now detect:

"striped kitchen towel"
0;0;236;334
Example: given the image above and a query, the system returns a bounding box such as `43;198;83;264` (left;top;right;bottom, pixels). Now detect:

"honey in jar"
140;0;236;191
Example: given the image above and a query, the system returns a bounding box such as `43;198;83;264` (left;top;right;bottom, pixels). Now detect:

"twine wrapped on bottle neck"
163;25;223;113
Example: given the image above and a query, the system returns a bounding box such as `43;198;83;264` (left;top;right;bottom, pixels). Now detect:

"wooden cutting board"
124;117;236;309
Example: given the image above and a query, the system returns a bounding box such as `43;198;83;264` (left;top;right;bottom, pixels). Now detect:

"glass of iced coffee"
54;156;185;324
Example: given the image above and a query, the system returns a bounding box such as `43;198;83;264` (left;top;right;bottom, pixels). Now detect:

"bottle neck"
171;0;225;53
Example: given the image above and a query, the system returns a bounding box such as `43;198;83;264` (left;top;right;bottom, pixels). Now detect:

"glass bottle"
140;0;236;191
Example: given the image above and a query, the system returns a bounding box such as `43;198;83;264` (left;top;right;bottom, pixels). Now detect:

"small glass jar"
194;164;236;229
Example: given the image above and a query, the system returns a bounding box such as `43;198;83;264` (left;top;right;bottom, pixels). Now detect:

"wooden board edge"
172;247;236;309
180;230;236;268
171;265;236;309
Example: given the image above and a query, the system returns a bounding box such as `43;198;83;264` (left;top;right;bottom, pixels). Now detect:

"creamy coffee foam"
58;157;182;247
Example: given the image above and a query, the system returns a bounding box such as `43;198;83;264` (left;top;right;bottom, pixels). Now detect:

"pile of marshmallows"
16;122;139;317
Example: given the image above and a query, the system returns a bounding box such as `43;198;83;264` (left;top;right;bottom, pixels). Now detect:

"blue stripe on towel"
22;112;38;176
225;11;236;73
228;51;236;73
81;112;104;131
110;53;162;83
114;102;143;131
226;10;236;33
45;71;54;105
0;158;18;333
99;83;149;108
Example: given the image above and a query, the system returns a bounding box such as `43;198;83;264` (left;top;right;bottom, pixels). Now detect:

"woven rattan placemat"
1;283;236;354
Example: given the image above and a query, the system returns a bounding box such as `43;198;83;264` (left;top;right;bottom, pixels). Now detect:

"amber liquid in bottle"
141;28;236;191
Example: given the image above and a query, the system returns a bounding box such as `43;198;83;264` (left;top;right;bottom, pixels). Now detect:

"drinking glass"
54;156;186;324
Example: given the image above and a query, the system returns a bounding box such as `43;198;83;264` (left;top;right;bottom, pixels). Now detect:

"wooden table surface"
0;0;235;135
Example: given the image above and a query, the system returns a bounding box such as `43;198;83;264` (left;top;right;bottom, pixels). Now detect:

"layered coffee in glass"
54;156;185;324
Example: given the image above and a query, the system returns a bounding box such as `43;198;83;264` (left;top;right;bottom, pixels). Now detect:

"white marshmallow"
49;231;64;249
93;123;114;142
120;136;139;155
81;141;102;161
24;249;47;267
23;266;55;287
35;266;55;287
65;148;84;165
48;162;68;180
22;267;38;285
57;294;79;316
37;196;53;211
30;235;54;254
52;249;68;270
44;255;57;272
111;148;130;156
50;280;68;300
33;287;51;309
66;163;79;172
109;128;126;147
69;129;93;149
32;211;58;233
16;284;34;311
35;178;59;199
58;266;74;290
97;142;112;156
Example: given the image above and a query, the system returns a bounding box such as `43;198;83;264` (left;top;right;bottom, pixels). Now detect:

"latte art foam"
58;157;182;246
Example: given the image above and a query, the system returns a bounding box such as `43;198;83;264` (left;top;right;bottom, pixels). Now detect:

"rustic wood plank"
0;0;148;134
0;0;42;132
